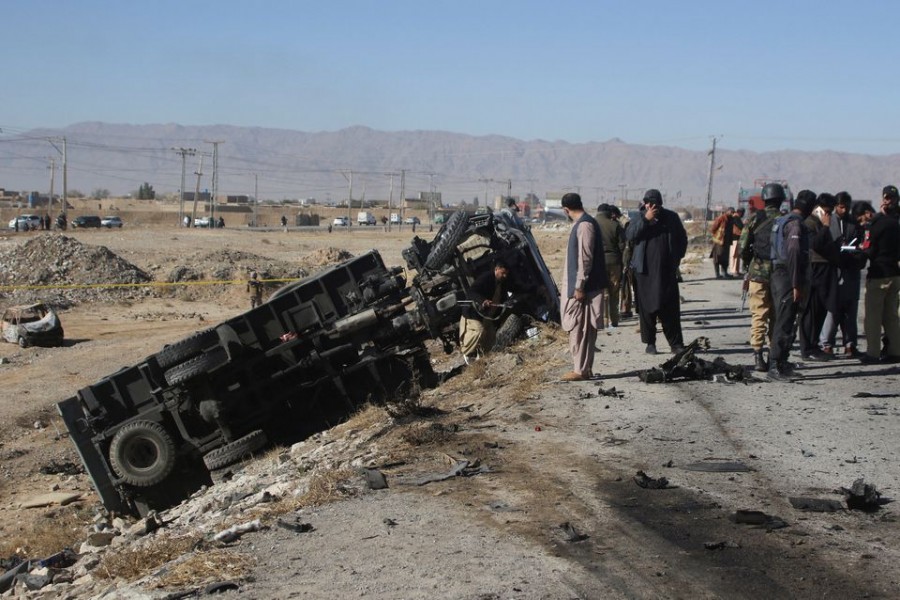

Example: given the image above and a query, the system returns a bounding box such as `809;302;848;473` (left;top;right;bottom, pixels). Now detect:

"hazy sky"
4;1;900;155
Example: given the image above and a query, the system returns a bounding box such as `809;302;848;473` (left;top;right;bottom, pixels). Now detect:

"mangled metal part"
839;478;889;512
638;336;744;383
633;470;670;489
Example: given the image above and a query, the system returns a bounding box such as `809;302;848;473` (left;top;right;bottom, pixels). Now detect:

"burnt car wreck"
58;209;559;515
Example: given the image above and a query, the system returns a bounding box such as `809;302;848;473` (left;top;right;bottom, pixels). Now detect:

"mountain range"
2;122;899;208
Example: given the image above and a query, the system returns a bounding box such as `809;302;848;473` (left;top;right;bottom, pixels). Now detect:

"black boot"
754;350;767;372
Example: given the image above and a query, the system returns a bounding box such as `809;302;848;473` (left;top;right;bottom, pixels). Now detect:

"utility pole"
191;155;204;226
172;147;196;226
46;137;67;215
205;140;224;224
386;172;397;232
344;170;353;225
47;158;56;218
428;172;435;224
398;169;406;231
253;173;258;228
62;137;67;216
704;135;721;240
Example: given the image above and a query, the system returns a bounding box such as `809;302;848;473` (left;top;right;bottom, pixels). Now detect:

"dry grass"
0;504;92;559
296;467;357;507
400;422;457;447
96;533;203;581
153;549;255;589
252;466;359;519
334;403;389;434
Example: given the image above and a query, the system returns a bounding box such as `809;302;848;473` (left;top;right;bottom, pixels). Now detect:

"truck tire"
424;210;468;271
163;346;229;386
156;329;219;369
493;313;526;351
109;420;176;487
203;430;267;471
18;336;28;349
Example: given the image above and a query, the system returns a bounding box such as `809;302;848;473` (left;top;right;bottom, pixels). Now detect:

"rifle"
739;275;749;312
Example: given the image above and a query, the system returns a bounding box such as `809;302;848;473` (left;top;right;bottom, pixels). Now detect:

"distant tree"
68;189;85;198
91;188;111;200
137;182;156;200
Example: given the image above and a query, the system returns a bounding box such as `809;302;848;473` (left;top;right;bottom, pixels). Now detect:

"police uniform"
739;205;781;369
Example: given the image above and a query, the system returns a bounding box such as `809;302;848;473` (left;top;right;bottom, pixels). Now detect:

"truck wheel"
18;336;28;348
493;314;526;351
203;430;267;471
424;210;468;271
156;329;219;369
164;346;229;386
109;421;176;487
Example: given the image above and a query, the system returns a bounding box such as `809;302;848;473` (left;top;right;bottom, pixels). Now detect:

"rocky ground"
0;224;898;599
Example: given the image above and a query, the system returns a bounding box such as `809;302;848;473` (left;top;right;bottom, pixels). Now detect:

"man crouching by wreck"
460;259;514;361
560;192;608;381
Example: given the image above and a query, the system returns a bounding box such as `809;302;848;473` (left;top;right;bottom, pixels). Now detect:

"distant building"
226;195;250;204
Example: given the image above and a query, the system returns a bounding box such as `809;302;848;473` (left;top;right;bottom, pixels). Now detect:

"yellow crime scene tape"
0;277;302;292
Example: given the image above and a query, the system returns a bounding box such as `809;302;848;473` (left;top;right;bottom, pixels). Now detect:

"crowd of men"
554;185;898;383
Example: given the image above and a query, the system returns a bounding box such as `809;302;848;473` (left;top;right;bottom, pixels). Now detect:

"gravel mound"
0;234;152;307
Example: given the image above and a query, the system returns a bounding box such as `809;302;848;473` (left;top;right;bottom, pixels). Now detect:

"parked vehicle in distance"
404;216;421;225
357;211;377;226
101;216;123;228
390;213;401;224
2;303;64;348
72;215;102;229
193;216;211;228
7;215;42;230
332;216;350;227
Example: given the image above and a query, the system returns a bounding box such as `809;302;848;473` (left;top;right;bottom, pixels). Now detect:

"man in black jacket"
768;192;813;381
799;193;840;361
459;260;513;360
625;189;688;354
819;192;865;356
859;186;900;363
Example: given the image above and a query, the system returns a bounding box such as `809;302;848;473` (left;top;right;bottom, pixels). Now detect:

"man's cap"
643;189;663;205
883;185;899;200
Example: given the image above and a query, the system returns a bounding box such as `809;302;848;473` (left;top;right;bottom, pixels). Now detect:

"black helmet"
761;183;786;205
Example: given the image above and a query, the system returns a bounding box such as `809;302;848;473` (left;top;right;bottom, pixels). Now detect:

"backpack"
750;212;778;260
770;213;802;263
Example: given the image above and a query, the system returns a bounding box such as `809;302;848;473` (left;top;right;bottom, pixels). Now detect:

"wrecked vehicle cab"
2;302;64;348
57;209;559;515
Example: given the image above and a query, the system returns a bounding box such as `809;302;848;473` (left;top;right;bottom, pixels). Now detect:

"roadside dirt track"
0;224;898;599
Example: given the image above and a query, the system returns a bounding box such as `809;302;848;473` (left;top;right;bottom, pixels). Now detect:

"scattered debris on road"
559;521;589;543
731;510;788;530
638;337;744;383
682;460;752;473
633;470;671;489
840;478;889;511
788;497;845;512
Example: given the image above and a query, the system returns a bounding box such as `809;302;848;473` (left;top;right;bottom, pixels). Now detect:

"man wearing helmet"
738;183;784;371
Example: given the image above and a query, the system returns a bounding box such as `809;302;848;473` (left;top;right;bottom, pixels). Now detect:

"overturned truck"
58;209;559;515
